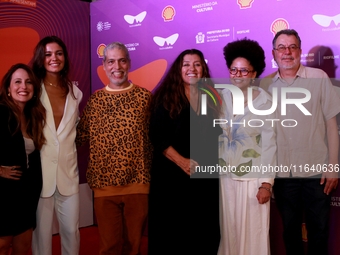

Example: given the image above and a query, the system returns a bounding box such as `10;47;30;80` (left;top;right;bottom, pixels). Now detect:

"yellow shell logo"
271;18;289;36
162;5;176;21
97;43;106;58
237;0;254;9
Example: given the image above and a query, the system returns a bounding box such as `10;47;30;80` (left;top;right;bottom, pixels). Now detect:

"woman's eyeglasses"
229;68;254;76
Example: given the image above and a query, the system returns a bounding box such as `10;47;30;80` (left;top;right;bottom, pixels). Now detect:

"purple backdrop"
90;0;340;254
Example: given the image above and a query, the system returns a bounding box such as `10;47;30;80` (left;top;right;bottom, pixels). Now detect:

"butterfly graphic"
153;33;179;47
312;13;340;27
124;11;147;25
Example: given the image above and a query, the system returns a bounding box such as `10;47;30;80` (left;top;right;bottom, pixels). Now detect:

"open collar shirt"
268;65;340;177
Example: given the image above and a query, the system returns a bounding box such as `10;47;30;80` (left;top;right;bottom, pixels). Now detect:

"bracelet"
259;186;271;193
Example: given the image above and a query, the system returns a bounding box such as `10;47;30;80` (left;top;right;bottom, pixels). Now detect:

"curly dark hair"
32;35;76;99
223;38;266;77
151;49;220;118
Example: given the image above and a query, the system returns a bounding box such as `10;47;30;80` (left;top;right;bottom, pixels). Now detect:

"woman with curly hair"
148;49;222;254
0;63;45;255
218;38;276;255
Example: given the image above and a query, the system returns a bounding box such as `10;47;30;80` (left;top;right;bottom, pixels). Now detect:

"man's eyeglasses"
274;44;300;53
229;68;254;76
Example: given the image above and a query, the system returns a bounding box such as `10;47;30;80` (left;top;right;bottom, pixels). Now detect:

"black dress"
0;105;42;236
148;102;221;255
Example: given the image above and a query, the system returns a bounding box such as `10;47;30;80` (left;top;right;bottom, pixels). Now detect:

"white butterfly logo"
124;11;147;25
312;13;340;27
153;33;179;47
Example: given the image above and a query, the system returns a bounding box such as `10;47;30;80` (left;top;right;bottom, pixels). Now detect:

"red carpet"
27;225;148;255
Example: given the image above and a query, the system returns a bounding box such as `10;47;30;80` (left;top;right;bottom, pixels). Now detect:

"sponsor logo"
192;1;217;12
162;5;175;21
125;42;140;51
153;33;179;48
124;11;147;25
196;32;205;44
96;21;111;32
205;28;230;43
97;44;106;58
313;13;340;27
270;18;289;36
237;0;254;9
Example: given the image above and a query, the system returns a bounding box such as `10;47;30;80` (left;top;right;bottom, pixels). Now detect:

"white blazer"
40;84;83;197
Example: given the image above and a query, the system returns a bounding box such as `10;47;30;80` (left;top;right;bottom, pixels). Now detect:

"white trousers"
32;189;80;255
218;177;271;255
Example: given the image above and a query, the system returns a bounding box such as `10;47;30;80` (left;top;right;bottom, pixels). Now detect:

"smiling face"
272;34;302;71
8;68;34;110
181;54;203;86
229;57;256;91
103;47;131;89
44;42;65;74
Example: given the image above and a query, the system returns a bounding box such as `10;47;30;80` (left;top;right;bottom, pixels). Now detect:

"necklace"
45;80;58;87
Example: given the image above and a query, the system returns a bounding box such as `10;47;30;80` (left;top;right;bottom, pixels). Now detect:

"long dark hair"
32;35;76;98
151;49;220;118
0;63;46;149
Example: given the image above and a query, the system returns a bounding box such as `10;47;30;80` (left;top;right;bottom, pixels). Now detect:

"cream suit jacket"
40;84;83;197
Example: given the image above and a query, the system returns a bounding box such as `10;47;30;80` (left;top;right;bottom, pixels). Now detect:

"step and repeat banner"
90;0;340;254
90;0;340;90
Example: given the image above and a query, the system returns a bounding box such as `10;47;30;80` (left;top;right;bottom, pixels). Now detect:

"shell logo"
97;43;106;58
162;5;176;22
270;18;289;36
237;0;254;9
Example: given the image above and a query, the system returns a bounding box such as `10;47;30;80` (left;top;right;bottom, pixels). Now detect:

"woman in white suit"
31;36;83;255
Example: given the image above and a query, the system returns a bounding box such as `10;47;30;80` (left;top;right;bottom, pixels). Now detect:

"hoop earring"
7;93;10;97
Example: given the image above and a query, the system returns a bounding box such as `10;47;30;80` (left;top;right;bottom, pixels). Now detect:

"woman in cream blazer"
31;36;83;255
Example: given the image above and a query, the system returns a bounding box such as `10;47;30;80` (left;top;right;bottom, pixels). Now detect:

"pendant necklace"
45;80;57;87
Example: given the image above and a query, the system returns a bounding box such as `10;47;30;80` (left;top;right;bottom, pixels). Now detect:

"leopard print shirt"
76;84;152;190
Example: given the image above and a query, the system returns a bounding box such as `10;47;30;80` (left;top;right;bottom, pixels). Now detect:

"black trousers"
273;175;331;255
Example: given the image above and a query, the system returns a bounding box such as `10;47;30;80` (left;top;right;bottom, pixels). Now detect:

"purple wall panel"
90;0;340;253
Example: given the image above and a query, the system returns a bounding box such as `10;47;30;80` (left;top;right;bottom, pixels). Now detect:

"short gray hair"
272;29;302;49
103;42;131;62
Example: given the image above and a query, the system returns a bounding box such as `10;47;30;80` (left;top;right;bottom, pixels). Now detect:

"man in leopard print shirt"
76;42;152;255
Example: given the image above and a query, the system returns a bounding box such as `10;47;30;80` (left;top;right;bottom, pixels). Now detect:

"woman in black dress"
0;64;45;255
148;49;221;255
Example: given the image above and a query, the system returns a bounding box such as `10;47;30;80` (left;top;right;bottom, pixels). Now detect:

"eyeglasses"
274;44;300;53
229;68;254;76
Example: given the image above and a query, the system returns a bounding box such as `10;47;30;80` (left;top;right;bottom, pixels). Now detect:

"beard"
108;71;129;87
277;57;300;70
